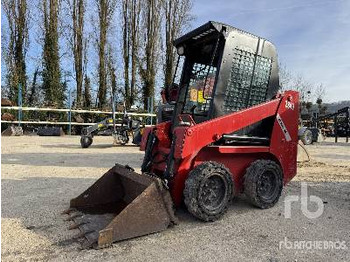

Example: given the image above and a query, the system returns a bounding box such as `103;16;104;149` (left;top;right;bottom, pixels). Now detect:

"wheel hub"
258;171;277;199
200;174;226;211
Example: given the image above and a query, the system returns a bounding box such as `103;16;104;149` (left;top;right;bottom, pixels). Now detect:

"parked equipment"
1;125;23;136
298;126;318;145
80;104;144;148
63;21;299;249
298;106;350;144
316;107;349;142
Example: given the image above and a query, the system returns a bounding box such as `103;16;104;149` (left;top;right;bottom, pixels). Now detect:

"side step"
222;134;270;144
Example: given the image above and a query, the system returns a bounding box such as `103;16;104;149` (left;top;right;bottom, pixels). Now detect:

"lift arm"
173;91;298;159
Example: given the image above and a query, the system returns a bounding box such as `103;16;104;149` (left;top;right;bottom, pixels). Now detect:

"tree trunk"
130;0;140;106
139;0;161;110
28;67;39;106
98;0;107;108
96;0;115;108
72;0;85;107
42;0;62;107
122;0;130;108
2;0;29;104
83;74;92;108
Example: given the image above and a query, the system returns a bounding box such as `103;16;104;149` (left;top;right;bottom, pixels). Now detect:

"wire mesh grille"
223;48;272;112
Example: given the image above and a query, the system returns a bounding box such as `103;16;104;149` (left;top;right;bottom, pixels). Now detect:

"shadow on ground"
317;141;350;147
314;153;350;160
1;152;144;168
41;144;139;149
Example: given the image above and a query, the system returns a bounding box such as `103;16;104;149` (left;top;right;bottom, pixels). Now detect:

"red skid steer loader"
63;21;299;249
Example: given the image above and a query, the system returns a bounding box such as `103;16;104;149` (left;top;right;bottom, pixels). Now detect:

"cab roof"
173;21;271;47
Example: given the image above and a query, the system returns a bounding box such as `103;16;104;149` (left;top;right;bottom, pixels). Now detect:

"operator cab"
179;31;223;123
172;21;280;139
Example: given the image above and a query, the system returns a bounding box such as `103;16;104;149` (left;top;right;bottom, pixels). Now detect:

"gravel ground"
1;136;350;262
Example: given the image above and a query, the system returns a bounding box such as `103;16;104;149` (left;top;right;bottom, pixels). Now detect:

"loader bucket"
63;164;177;249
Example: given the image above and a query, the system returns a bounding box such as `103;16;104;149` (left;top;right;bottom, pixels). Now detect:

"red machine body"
141;90;299;206
64;22;301;249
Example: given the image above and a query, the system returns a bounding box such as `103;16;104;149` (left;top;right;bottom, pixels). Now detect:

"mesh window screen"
224;48;272;112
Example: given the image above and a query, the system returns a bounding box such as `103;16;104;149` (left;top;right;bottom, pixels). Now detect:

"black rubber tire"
80;135;93;148
184;161;234;222
244;160;283;209
37;127;63;136
300;129;313;145
120;132;129;145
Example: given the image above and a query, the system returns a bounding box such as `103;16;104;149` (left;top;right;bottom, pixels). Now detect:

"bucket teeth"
61;207;76;215
64;212;83;221
68;222;86;230
80;239;95;249
73;230;95;240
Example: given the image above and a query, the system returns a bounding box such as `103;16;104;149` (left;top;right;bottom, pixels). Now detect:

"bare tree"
121;0;141;108
2;0;29;103
163;0;192;90
139;0;162;109
314;83;326;102
107;45;117;99
95;0;117;109
66;0;85;107
130;0;141;106
41;0;64;107
279;63;292;90
292;74;314;104
278;63;330;115
314;83;327;114
122;0;130;107
279;63;327;106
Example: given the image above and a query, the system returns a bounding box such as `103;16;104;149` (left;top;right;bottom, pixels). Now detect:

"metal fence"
2;84;157;134
1;106;156;133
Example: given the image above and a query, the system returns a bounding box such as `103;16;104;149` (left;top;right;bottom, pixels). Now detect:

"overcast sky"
190;0;350;102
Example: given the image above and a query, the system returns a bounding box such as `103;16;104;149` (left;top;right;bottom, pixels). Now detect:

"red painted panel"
140;126;154;151
175;99;280;159
142;91;299;206
269;91;299;184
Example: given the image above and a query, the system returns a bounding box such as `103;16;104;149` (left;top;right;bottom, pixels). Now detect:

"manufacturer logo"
285;100;295;110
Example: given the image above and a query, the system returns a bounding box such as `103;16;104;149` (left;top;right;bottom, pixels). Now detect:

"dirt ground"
1;136;350;261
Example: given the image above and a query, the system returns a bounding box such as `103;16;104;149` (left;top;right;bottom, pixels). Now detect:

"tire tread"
244;159;283;209
184;161;233;222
